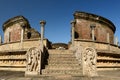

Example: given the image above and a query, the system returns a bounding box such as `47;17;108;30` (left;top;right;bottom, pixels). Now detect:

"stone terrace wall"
74;39;120;52
74;39;120;70
0;39;50;71
0;38;50;51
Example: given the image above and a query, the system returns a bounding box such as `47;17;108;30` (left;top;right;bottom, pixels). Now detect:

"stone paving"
0;71;24;80
0;70;120;80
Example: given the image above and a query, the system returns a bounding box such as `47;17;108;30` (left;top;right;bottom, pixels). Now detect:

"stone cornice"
2;16;30;31
74;39;118;47
74;11;116;33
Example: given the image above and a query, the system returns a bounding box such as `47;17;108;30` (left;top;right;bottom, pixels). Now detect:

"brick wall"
75;19;114;44
4;23;40;43
4;23;21;43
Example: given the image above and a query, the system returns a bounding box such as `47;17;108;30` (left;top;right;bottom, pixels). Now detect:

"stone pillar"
20;22;25;49
0;35;2;45
21;28;24;43
71;20;76;47
8;32;10;43
107;33;110;51
90;24;96;41
40;20;46;52
115;37;118;45
107;33;110;43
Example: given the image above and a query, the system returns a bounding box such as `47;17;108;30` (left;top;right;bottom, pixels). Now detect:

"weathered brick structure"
3;16;40;43
0;11;120;77
72;11;120;71
74;11;116;44
0;16;51;71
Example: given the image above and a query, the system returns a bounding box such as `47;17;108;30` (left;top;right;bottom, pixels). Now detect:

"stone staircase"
42;49;82;76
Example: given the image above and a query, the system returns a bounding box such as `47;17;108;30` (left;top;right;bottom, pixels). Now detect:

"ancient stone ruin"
0;11;120;78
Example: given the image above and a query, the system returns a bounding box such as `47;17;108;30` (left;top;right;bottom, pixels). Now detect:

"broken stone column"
40;20;46;52
19;22;25;49
90;24;96;41
107;33;110;51
115;37;118;45
82;47;97;76
0;35;2;45
8;32;10;43
71;20;76;47
107;33;110;43
21;28;24;46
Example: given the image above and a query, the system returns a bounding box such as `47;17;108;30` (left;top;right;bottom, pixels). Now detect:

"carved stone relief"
0;55;25;59
74;44;83;65
0;54;26;66
82;47;97;76
25;47;42;75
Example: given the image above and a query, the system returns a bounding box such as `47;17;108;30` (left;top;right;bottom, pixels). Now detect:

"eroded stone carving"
82;47;97;76
25;47;42;75
74;44;83;65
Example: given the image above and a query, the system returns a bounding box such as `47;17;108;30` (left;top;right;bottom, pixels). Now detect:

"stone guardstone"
25;47;42;76
82;47;97;76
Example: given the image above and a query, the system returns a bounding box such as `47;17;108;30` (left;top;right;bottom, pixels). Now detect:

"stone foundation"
74;39;120;70
0;51;26;71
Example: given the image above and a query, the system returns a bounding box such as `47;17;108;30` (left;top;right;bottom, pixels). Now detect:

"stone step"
48;60;78;64
44;49;81;76
48;50;72;54
49;54;75;58
44;68;81;70
46;64;81;68
45;65;81;70
48;57;77;61
42;69;82;75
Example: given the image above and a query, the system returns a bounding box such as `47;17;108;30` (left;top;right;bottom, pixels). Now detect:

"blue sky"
0;0;120;44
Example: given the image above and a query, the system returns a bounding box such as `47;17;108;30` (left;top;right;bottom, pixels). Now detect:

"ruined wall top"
2;16;30;31
2;16;40;43
74;11;116;33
